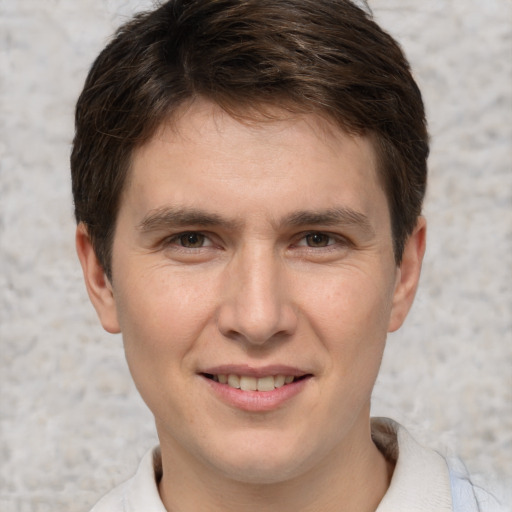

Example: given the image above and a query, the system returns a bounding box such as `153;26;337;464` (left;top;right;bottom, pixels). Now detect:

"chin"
202;435;320;485
216;458;306;486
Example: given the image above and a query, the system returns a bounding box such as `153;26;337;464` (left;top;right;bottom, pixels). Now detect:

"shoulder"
372;417;453;511
372;418;505;512
447;456;507;512
90;447;166;512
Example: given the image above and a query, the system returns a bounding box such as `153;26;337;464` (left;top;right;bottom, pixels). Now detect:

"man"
72;0;497;510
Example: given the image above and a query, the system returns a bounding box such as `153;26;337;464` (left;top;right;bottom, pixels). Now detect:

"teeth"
227;374;240;389
240;376;257;391
215;374;296;391
274;375;286;388
256;376;275;391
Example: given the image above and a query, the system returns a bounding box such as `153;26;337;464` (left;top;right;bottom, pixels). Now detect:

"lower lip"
202;376;311;412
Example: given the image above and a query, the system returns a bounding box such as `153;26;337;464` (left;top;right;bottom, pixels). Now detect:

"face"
78;100;424;486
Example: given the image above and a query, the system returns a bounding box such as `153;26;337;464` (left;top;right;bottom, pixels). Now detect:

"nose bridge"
217;241;296;344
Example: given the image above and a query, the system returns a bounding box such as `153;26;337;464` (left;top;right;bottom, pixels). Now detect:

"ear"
75;223;121;334
388;217;427;333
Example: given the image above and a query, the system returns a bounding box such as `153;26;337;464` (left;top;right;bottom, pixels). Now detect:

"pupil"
182;233;202;247
308;233;327;246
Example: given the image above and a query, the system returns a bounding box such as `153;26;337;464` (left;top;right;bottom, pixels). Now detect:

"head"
73;0;429;501
71;0;428;282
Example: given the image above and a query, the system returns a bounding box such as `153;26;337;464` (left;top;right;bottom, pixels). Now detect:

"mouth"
202;373;310;392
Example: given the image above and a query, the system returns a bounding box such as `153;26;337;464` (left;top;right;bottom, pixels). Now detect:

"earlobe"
75;223;121;334
388;217;427;333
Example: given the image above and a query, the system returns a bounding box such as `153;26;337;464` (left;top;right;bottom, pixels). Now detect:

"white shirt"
90;418;501;512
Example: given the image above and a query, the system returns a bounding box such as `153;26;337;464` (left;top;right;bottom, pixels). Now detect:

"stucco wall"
1;1;511;510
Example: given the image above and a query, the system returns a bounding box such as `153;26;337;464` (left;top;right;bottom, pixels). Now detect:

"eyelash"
294;232;346;248
164;232;213;249
163;231;350;251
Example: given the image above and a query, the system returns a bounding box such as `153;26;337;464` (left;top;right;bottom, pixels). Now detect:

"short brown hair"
71;0;428;279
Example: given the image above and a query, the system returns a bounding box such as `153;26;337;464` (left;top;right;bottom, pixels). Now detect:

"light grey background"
1;1;511;510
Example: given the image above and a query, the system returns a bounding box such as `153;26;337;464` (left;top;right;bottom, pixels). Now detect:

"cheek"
306;267;394;335
114;267;213;369
113;269;216;421
302;267;394;374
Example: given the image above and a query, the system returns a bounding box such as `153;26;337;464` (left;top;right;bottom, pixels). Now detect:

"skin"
77;99;426;512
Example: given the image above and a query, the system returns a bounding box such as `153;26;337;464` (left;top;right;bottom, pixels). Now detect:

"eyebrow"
282;208;375;236
138;206;374;236
138;207;243;233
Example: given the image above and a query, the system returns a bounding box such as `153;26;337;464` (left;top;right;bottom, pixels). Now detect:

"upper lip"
199;364;310;378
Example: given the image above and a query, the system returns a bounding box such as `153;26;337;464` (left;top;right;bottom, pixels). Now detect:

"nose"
216;244;298;346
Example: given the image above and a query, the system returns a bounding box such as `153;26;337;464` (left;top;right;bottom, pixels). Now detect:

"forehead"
121;99;387;229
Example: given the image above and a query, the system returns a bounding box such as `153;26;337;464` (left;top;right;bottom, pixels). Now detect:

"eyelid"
164;230;215;248
293;231;351;248
158;229;351;252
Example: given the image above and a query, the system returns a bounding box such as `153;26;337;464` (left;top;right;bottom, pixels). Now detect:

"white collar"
91;447;166;512
373;417;453;511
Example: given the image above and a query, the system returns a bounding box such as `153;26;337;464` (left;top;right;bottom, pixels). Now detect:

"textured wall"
1;1;511;510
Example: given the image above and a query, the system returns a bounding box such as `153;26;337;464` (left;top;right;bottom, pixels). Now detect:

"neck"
157;422;393;512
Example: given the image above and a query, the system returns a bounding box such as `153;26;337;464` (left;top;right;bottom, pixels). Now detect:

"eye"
169;232;211;248
304;232;332;247
296;232;337;248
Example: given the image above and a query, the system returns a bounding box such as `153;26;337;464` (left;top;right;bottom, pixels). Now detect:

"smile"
201;369;312;411
204;374;300;391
